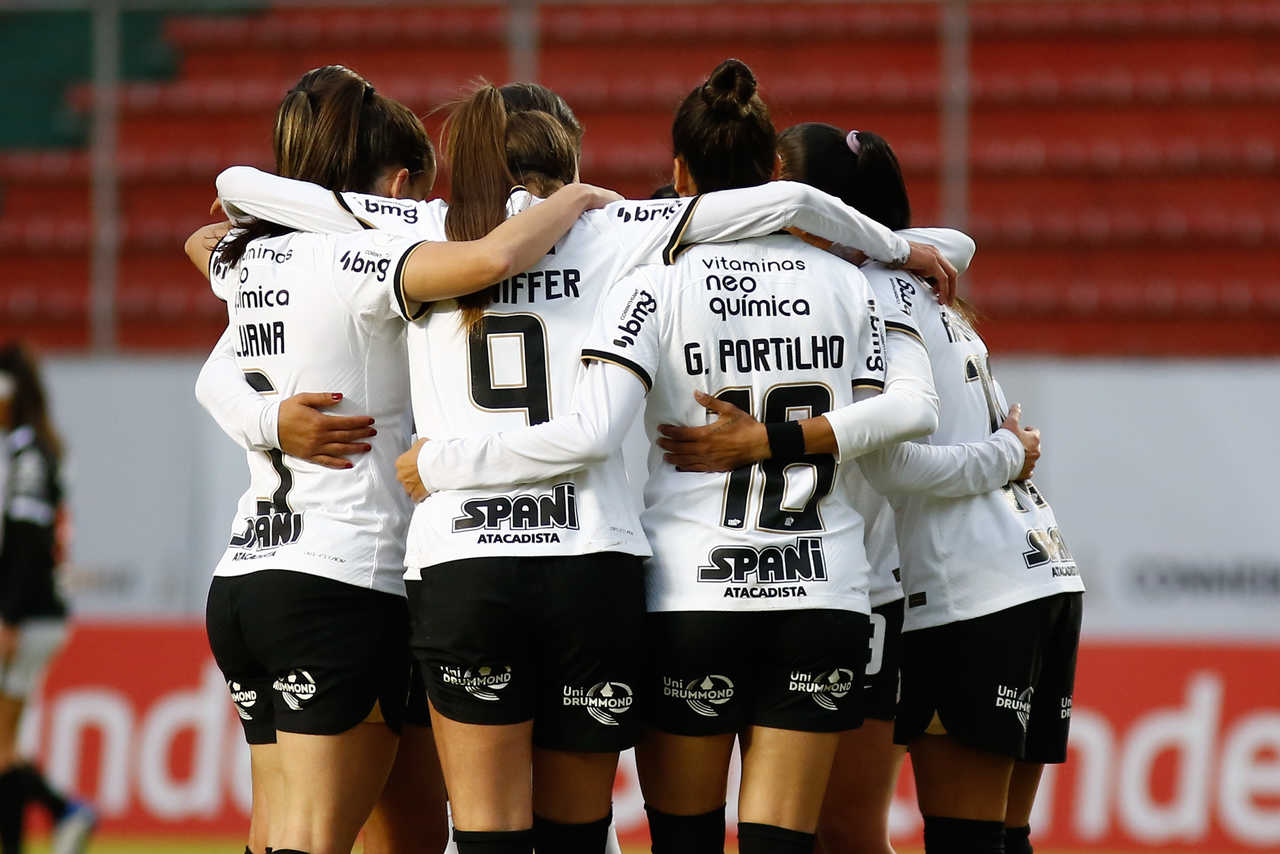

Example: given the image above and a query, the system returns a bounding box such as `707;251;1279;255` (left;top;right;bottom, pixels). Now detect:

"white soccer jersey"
208;230;424;596
580;235;890;614
862;275;1085;631
400;192;668;571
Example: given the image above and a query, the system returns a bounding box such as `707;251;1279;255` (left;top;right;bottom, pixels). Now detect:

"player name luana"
494;268;581;304
235;320;285;358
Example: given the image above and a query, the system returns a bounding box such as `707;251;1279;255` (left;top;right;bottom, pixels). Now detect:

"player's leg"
896;603;1047;854
362;662;449;854
529;553;645;853
1003;762;1043;854
243;570;410;854
815;721;905;854
735;609;868;854
636;608;749;853
247;742;282;854
636;729;737;852
207;576;278;854
817;598;906;854
1006;592;1083;854
409;558;538;853
275;723;398;854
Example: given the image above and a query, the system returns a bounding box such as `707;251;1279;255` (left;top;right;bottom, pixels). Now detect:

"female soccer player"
186;67;621;854
660;125;1076;854
203;71;968;853
0;344;96;854
396;60;942;854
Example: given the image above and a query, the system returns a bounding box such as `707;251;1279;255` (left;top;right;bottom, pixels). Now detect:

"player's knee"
645;805;725;854
921;816;1005;854
533;812;611;854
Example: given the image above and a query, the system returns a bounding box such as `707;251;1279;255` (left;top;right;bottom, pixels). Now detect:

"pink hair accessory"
846;130;861;155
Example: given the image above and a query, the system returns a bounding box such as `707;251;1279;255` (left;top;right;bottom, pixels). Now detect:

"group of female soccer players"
185;59;1083;854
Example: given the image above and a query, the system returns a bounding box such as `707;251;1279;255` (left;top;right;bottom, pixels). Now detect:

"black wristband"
765;420;807;462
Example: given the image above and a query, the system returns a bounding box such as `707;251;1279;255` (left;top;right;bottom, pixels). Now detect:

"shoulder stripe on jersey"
662;195;704;265
333;191;376;229
885;319;925;347
582;349;653;393
852;378;887;393
393;241;432;321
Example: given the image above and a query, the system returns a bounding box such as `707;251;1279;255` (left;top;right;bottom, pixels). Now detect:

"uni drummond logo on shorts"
996;684;1034;732
563;681;634;726
273;670;317;711
663;674;735;718
790;668;856;711
227;680;258;721
440;665;513;702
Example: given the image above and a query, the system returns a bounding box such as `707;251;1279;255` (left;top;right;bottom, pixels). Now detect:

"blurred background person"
0;343;95;854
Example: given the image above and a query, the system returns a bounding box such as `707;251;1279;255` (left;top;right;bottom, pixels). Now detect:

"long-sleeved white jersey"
207;229;425;595
199;170;958;576
857;275;1085;630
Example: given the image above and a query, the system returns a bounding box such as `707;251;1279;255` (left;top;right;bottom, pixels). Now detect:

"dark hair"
219;65;434;266
499;82;583;152
649;183;679;200
442;81;581;330
777;124;910;231
0;343;62;461
671;59;776;194
779;124;980;323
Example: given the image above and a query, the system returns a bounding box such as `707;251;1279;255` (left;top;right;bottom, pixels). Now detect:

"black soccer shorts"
206;569;411;743
645;608;870;736
407;552;646;753
863;598;905;722
894;591;1083;763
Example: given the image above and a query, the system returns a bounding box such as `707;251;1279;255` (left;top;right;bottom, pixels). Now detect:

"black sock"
1004;824;1032;854
645;805;725;854
922;816;1005;854
9;763;70;821
453;828;535;854
533;811;612;853
737;822;815;854
0;768;26;854
270;850;307;854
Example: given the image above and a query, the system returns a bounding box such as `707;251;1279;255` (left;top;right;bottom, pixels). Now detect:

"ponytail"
672;59;776;194
443;81;581;332
778;123;980;325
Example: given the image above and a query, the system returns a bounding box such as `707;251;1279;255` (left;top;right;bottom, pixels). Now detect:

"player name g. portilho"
698;536;826;599
682;336;844;376
453;482;579;543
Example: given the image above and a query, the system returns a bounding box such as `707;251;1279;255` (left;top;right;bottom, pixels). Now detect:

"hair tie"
846;130;861;156
363;83;376;101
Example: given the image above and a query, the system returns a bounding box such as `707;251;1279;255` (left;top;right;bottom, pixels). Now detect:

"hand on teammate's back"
277;392;376;469
656;390;769;472
1000;403;1042;481
903;241;958;305
396;438;430;502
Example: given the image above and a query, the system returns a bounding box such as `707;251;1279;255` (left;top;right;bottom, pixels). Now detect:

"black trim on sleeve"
333;191;376;229
581;349;653;393
662;195;704;265
852;378;887;394
885;319;926;348
393;241;432;321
